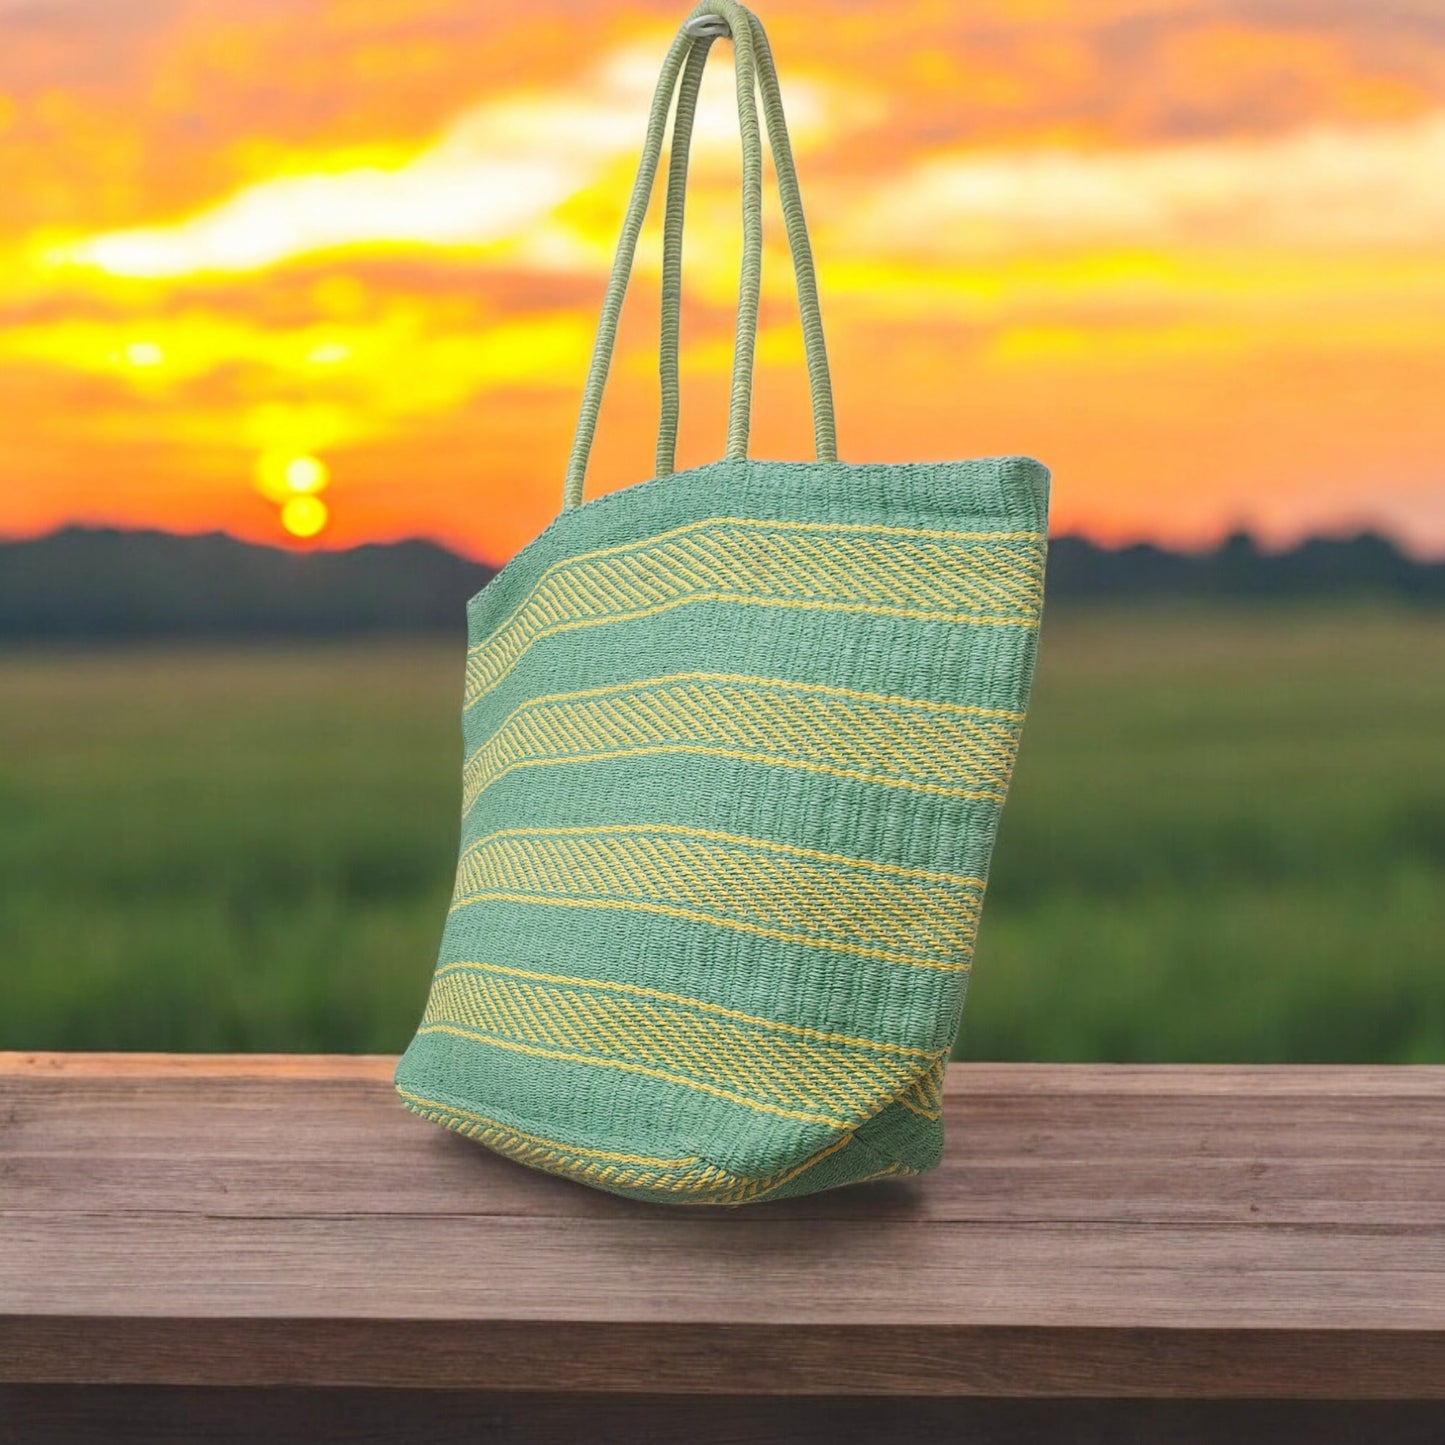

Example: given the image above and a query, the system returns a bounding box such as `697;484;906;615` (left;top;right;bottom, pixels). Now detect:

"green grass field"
2;608;1441;1061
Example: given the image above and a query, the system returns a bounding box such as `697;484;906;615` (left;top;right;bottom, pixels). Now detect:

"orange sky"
2;0;1443;562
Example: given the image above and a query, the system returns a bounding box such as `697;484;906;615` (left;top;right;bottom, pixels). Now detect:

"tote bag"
395;0;1050;1204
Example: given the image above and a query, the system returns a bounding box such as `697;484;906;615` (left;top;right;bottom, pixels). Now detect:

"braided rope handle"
562;0;837;510
657;6;835;478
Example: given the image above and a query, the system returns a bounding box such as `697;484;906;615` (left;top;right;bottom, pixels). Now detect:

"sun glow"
256;452;330;538
123;340;165;367
284;456;327;493
255;451;329;500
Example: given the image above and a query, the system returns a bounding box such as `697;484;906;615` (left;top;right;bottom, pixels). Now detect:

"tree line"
0;526;1439;639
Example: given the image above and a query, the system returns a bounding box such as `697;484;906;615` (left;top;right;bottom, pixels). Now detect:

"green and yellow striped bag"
395;0;1049;1203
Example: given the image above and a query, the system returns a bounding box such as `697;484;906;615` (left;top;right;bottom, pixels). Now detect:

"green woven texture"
395;1;1050;1205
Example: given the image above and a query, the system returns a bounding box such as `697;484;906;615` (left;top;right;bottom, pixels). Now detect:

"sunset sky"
2;0;1442;563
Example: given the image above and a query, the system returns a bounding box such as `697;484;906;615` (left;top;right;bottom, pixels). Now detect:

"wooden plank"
0;1052;395;1080
5;1314;1445;1398
3;1388;1444;1445
6;1064;1443;1226
10;1050;1443;1093
2;1053;1443;1397
7;1210;1445;1316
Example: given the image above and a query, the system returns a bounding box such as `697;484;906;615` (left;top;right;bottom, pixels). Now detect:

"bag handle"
656;7;836;479
562;1;837;510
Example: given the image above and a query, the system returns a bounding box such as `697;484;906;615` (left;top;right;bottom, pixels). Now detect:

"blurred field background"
2;0;1443;1061
5;606;1441;1061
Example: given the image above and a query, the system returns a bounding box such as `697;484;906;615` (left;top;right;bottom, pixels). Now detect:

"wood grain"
3;1388;1444;1445
2;1053;1442;1398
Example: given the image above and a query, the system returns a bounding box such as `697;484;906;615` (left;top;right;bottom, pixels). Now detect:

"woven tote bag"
395;0;1050;1204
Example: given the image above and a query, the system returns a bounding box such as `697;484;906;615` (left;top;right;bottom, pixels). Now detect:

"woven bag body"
396;1;1050;1204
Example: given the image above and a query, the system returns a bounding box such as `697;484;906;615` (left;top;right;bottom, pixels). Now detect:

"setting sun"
280;494;329;539
260;452;331;537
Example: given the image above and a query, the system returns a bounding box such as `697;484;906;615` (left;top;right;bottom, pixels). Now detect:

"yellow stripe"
398;1084;923;1204
517;514;1044;577
432;961;936;1058
465;670;1027;721
460;822;986;887
894;1059;947;1120
466;743;1007;811
447;825;982;971
468;595;1036;708
395;1086;700;1168
465;516;1045;708
460;672;1024;814
446;894;974;972
397;1095;736;1196
736;1132;855;1203
415;1024;858;1128
421;964;941;1124
847;1161;911;1187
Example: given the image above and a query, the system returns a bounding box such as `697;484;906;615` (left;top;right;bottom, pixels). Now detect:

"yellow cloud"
35;40;840;282
0;306;593;453
849;111;1445;256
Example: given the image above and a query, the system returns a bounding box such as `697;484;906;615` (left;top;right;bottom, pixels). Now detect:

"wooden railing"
2;1053;1442;1443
